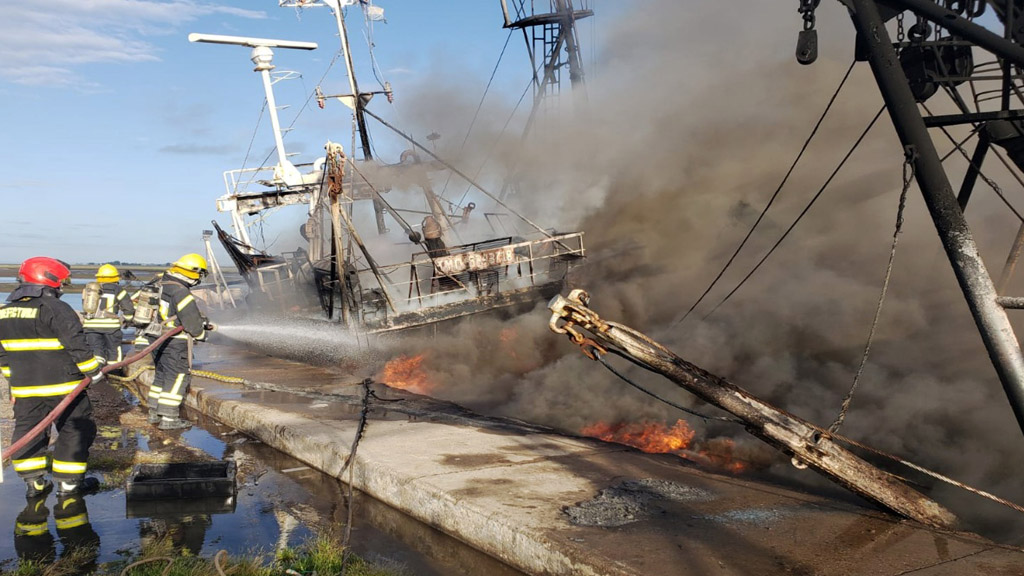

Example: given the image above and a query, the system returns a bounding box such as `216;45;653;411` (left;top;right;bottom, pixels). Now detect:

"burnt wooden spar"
548;289;958;529
844;0;1024;438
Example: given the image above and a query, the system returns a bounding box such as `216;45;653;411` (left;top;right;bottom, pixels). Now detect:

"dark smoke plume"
370;0;1024;541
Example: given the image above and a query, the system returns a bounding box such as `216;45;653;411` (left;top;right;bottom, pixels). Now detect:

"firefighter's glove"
204;322;217;332
89;371;105;385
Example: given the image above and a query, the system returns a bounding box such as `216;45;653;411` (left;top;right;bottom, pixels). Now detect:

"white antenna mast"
188;33;318;187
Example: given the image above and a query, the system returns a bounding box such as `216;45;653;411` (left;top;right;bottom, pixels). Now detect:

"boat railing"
221;162;322;198
354;231;585;322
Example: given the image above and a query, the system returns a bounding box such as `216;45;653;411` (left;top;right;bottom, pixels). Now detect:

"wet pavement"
6;331;1024;575
156;341;1024;576
0;401;524;575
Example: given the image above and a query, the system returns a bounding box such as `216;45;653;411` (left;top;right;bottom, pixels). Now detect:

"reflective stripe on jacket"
0;286;101;397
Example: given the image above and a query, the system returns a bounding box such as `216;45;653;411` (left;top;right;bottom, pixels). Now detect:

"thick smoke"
361;1;1024;540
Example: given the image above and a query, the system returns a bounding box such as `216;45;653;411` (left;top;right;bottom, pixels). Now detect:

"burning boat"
193;0;586;333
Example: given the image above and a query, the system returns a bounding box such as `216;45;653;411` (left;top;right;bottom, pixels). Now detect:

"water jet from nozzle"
209;316;384;367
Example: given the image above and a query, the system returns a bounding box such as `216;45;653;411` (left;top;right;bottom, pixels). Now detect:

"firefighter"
82;264;135;365
0;257;103;497
145;253;210;430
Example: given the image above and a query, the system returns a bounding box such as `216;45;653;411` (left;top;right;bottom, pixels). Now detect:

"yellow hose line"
108;364;154;383
108;365;246;385
191;369;247;385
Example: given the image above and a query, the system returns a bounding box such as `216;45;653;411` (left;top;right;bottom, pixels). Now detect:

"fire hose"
1;325;184;465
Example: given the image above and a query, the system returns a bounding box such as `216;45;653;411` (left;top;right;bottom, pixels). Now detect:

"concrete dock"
159;341;1024;576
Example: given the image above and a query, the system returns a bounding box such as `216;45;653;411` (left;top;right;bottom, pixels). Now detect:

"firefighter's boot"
158;417;191;430
56;477;100;497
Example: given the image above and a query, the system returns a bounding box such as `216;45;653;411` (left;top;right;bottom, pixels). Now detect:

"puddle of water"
0;411;524;576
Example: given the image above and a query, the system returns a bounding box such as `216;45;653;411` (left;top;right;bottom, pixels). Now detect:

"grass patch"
277;536;407;576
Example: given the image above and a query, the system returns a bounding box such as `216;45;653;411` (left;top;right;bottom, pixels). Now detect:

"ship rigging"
191;0;587;333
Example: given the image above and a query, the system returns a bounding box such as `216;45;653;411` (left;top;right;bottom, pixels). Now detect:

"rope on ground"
827;148;914;435
340;377;374;575
119;556;174;576
213;549;228;576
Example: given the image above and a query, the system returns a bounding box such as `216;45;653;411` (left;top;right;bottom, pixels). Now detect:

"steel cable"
439;30;515;201
674;60;858;327
594;350;742;424
340;377;373;574
702;105;887;320
922;102;1024;222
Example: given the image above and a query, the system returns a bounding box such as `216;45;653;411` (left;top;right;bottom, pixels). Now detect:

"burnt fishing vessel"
191;0;587;334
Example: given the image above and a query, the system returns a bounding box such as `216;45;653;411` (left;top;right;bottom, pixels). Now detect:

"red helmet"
18;257;72;288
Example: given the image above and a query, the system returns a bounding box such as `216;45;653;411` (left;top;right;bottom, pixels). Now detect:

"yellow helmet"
169;253;209;281
96;264;119;283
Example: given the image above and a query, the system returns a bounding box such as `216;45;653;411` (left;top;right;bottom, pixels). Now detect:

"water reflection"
14;494;100;574
1;412;525;576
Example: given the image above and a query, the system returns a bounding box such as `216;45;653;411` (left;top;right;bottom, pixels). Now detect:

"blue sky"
0;0;617;265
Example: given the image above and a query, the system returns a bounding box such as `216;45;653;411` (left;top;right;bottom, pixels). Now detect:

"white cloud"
0;1;266;87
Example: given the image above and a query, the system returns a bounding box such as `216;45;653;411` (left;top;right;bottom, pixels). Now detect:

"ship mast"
498;0;592;200
329;0;390;235
499;0;590;121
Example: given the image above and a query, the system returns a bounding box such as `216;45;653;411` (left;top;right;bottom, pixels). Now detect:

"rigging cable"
439;29;516;202
594;348;742;424
361;5;390;91
702;105;887;321
237;100;268;194
254;51;343;171
456;77;535;209
827;149;914;434
922;102;1024;222
674;60;857;327
362;106;563;241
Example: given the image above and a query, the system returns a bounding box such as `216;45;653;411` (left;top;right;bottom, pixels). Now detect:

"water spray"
210;316;385;367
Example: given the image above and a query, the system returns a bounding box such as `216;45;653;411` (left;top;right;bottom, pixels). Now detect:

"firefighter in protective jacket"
82;264;134;364
145;253;210;430
0;257;103;497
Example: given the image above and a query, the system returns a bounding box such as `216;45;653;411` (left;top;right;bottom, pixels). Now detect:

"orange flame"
581;420;696;453
581;420;748;474
379;353;434;395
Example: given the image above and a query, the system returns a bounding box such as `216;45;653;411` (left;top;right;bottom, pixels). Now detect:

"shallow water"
0;413;524;575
